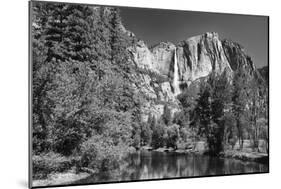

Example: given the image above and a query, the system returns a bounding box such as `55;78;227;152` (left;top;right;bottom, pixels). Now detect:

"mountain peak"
204;31;219;38
182;32;219;44
222;39;255;71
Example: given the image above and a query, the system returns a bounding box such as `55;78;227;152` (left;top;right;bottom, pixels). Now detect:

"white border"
0;0;280;189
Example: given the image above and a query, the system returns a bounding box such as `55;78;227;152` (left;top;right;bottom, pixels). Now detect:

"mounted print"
29;0;269;188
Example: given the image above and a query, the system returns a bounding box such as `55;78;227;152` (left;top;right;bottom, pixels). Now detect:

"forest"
31;2;269;184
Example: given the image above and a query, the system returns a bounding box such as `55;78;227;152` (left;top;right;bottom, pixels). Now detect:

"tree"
210;71;232;154
148;114;157;131
194;82;212;139
162;104;172;126
40;4;99;155
151;121;166;149
31;2;139;158
165;124;180;149
223;112;237;149
232;66;248;150
193;72;232;155
140;122;152;146
193;81;218;154
246;77;260;151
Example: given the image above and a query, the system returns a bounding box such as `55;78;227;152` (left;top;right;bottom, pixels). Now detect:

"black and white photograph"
29;0;269;188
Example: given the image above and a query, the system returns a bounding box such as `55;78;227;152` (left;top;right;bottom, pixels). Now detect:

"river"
74;150;268;184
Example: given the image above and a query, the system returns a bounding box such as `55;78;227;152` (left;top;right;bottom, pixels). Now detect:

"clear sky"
119;7;268;68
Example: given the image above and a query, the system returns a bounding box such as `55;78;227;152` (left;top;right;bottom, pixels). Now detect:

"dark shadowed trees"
232;67;248;150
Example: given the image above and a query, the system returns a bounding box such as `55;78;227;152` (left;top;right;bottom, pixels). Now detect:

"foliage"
131;122;141;149
162;104;173;125
31;2;140;178
194;82;212;137
232;67;248;149
80;135;130;172
209;72;232;154
165;124;180;149
141;122;152;146
193;72;232;155
31;2;269;180
223;112;237;149
151;121;166;149
147;114;157;131
32;152;74;179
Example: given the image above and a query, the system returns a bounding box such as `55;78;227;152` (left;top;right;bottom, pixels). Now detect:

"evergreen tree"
162;104;172;126
151;120;166;149
210;71;232;154
194;82;212;139
140;122;152;146
232;66;248;150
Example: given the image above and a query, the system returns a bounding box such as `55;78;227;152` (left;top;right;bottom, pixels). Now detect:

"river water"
75;150;268;184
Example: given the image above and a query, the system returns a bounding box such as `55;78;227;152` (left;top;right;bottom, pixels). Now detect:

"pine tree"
162;104;172;126
209;71;232;154
32;2;58;153
232;66;248;150
32;3;103;154
31;2;141;168
195;82;212;138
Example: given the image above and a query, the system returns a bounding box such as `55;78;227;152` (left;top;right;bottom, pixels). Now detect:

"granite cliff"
127;31;257;121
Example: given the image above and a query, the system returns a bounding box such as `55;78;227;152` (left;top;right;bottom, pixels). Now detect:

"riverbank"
221;150;269;164
140;143;269;164
33;143;268;187
32;168;90;187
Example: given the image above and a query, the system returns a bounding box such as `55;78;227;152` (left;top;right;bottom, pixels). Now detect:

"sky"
119;7;268;68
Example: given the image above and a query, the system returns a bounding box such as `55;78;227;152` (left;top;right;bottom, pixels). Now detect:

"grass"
32;152;79;180
32;168;90;187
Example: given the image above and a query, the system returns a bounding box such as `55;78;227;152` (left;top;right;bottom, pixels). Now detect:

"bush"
179;127;190;142
165;124;180;149
173;111;188;127
132;132;141;149
32;152;73;179
80;135;130;172
80;112;133;172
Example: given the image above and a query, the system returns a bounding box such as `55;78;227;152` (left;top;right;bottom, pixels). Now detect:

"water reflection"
74;151;268;184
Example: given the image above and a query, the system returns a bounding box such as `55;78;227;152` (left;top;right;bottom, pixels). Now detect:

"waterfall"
173;48;180;95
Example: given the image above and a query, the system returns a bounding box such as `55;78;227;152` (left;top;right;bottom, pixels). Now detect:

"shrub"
132;132;141;149
32;152;72;179
165;124;180;149
80;112;133;172
80;135;130;172
52;120;84;156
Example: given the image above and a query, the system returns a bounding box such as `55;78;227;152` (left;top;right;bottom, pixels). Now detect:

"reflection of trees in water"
121;152;268;180
223;158;268;174
73;151;268;184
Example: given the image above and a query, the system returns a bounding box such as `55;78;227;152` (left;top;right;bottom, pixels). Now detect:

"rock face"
130;69;179;121
222;39;255;72
258;66;269;84
129;41;176;74
130;32;233;86
177;32;232;82
127;32;256;121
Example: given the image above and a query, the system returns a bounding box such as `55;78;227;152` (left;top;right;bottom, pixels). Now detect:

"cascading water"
173;48;180;96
